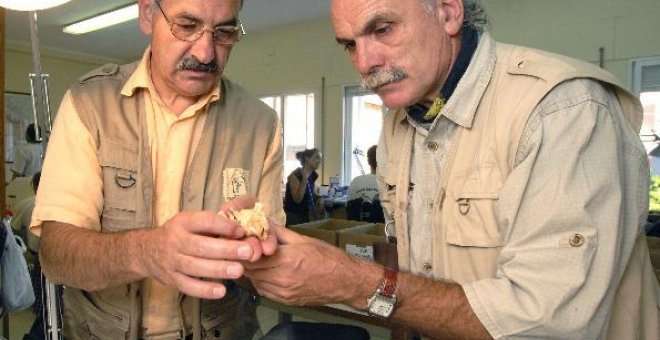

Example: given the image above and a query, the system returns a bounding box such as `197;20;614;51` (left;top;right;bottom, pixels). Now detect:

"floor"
1;304;391;339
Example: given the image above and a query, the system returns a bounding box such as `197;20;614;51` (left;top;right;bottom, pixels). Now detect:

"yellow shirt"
32;47;219;337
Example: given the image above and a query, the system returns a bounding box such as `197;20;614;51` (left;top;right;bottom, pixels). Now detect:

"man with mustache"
29;0;283;339
245;0;659;339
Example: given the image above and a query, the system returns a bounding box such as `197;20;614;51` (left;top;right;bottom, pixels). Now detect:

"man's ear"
138;0;154;36
440;0;464;36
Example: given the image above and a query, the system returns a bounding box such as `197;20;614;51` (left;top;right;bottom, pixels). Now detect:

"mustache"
360;67;408;90
176;57;219;73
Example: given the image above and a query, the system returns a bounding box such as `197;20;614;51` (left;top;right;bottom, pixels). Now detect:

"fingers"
219;195;257;215
183;234;254;261
273;224;306;245
176;255;245;280
260;218;280;256
170;272;228;300
173;211;246;239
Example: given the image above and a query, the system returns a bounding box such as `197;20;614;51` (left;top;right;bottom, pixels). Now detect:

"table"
323;195;347;219
260;298;415;340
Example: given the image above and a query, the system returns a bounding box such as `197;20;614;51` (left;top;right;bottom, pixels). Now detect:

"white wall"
487;0;660;85
5;42;117;119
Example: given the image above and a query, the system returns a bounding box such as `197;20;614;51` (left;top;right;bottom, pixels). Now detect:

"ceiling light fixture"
63;3;138;35
0;0;71;11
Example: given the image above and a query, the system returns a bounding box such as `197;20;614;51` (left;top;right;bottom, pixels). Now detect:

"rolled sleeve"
30;90;104;234
463;79;648;339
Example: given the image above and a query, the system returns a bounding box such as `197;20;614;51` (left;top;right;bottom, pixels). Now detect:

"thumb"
273;225;305;245
219;195;257;214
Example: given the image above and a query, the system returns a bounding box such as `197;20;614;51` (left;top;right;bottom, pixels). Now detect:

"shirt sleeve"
30;90;104;234
462;79;649;339
257;113;286;225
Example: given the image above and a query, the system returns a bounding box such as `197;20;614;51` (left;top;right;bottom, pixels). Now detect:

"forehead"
160;0;241;19
331;0;420;35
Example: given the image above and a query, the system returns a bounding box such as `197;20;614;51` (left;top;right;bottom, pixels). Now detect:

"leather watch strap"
380;268;397;297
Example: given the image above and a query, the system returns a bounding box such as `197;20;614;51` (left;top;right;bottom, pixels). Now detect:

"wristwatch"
366;267;398;318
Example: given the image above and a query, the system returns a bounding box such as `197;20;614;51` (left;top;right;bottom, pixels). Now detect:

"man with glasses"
30;0;283;339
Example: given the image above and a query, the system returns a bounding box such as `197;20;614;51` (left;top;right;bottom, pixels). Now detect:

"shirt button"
569;234;585;247
422;262;432;273
427;142;438;151
427;200;435;209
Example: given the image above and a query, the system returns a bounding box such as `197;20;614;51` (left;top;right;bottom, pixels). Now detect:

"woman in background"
11;123;42;180
284;148;324;226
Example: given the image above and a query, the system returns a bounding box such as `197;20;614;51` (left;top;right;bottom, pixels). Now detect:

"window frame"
342;85;386;185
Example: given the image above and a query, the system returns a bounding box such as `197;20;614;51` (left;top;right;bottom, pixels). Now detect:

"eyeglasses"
155;0;245;45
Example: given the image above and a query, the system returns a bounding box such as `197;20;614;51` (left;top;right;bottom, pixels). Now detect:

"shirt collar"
400;31;497;129
120;46;221;110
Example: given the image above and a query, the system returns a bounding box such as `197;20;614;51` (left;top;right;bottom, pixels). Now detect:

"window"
631;57;660;174
260;93;315;185
343;86;385;185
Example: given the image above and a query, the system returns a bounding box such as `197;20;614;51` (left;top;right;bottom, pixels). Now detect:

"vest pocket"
200;284;259;339
99;140;139;231
64;289;130;339
446;166;504;248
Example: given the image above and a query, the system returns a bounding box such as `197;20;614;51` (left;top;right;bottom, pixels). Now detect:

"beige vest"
62;62;282;339
381;43;658;338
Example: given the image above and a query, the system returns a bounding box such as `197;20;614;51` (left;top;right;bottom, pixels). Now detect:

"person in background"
244;0;659;339
10;171;43;340
346;145;384;222
11;123;42;180
11;172;40;246
283;148;324;226
30;0;284;339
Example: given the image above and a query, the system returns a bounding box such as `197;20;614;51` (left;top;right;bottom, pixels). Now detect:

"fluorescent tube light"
63;4;138;35
0;0;71;11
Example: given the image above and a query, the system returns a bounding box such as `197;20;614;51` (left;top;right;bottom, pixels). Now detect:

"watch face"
368;294;396;318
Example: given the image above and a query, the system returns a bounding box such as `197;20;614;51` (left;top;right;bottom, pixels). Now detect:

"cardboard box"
337;223;388;261
290;219;371;245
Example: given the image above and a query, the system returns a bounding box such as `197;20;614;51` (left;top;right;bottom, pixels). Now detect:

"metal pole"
28;11;52;147
28;10;61;340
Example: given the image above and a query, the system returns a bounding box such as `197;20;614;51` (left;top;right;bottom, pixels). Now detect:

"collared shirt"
396;33;653;338
31;47;219;337
407;31;492;277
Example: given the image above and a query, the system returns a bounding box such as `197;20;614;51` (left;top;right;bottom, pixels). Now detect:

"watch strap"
380;268;397;297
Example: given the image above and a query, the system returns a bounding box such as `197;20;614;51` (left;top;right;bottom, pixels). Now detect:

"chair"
261;321;370;340
346;198;385;223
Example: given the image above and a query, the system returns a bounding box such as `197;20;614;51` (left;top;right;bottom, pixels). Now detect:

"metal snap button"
422;262;432;273
427;142;438;151
457;198;470;215
569;234;585;247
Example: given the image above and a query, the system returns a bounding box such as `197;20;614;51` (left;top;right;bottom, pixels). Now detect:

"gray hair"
420;0;488;31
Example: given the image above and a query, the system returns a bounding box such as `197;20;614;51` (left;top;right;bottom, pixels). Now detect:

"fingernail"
213;286;225;297
227;263;243;277
238;245;252;259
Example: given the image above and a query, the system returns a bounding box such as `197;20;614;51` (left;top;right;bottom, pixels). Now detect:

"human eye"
373;22;393;37
175;22;200;35
341;40;356;53
214;26;236;37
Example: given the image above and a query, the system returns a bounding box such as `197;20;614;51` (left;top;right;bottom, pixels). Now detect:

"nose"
352;39;380;76
190;30;216;64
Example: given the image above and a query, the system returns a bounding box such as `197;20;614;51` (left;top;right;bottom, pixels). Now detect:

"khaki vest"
381;43;658;338
62;62;282;339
